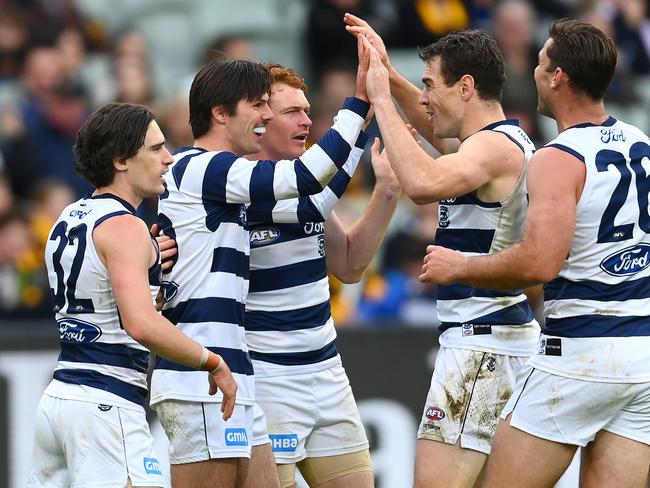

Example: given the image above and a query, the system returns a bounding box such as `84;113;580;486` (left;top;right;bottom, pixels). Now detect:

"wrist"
199;347;222;373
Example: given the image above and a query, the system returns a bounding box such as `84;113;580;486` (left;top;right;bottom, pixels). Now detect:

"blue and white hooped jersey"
437;120;539;356
529;117;650;382
150;98;369;406
44;194;161;411
245;133;368;377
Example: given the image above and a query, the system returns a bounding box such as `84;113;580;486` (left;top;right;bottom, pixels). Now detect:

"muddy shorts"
417;346;528;454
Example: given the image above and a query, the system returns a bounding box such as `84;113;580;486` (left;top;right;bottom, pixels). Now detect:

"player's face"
225;94;273;156
262;82;312;160
534;38;555;118
127;120;173;197
419;58;462;139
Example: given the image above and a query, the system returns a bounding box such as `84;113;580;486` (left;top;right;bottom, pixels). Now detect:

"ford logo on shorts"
425;407;446;421
57;318;102;343
599;243;650;276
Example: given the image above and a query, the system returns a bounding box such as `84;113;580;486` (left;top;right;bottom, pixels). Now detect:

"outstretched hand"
344;13;391;70
369;137;401;193
359;35;391;103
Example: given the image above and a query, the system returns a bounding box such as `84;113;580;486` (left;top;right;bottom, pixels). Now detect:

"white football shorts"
417;346;528;454
255;362;368;463
504;364;650;446
28;393;165;487
155;400;254;463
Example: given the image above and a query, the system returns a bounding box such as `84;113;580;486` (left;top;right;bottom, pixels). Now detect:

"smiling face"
260;82;312;160
125;120;173;198
419;57;464;139
223;93;273;156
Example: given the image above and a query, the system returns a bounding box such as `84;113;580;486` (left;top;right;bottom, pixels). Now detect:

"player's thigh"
414;439;486;488
482;415;577;487
237;443;280;488
306;365;368;459
298;449;373;488
28;395;70;488
171;459;238;488
417;348;523;455
156;400;253;464
256;374;315;464
276;463;298;488
581;430;650;488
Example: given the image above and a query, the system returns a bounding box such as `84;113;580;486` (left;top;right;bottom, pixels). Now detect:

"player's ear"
114;157;128;173
459;74;474;101
211;105;228;125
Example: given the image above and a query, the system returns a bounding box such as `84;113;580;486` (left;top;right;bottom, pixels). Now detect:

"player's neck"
553;97;607;133
459;103;507;141
94;184;142;211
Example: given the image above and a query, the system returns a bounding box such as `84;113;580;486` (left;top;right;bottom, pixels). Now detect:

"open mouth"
253;126;266;135
293;133;308;142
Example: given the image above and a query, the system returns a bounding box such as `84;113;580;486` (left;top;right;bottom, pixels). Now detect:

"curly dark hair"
73;103;154;188
419;29;506;102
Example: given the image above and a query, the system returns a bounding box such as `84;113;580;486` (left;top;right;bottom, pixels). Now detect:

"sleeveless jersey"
150;98;368;406
44;193;161;410
528;116;650;382
437;120;540;356
245;133;368;377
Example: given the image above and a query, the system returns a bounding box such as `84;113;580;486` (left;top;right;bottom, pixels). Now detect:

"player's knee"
276;462;297;488
299;449;372;487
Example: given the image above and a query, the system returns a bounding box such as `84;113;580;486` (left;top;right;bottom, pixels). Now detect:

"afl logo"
425;406;446;421
600;243;650;276
250;226;280;245
57;318;102;343
318;234;325;256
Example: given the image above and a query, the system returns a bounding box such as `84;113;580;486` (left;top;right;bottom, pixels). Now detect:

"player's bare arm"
325;137;401;283
363;41;521;204
94;213;237;419
345;12;459;154
420;147;585;289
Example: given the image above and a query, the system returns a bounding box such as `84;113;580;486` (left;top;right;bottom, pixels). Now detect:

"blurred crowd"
1;0;649;324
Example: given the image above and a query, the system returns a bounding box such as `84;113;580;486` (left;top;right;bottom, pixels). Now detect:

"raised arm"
419;147;585;289
94;214;237;419
344;12;459;154
325;137;401;283
245;132;369;223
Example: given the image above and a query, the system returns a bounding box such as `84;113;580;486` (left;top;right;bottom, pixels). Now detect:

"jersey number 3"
596;142;650;243
50;221;95;313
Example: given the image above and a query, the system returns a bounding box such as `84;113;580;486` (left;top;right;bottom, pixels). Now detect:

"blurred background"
0;0;648;486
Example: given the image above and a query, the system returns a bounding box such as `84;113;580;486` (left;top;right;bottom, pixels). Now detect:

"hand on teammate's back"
150;223;177;273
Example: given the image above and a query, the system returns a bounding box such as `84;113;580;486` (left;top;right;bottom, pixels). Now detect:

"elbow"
521;261;561;285
121;316;151;345
403;182;436;205
332;264;366;284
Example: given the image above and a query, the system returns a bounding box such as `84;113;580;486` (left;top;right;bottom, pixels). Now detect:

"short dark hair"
419;29;506;102
189;59;272;139
547;19;616;100
73;103;154;188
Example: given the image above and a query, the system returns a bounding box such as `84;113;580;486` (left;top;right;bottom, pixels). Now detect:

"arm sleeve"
245;131;369;223
200;97;369;204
